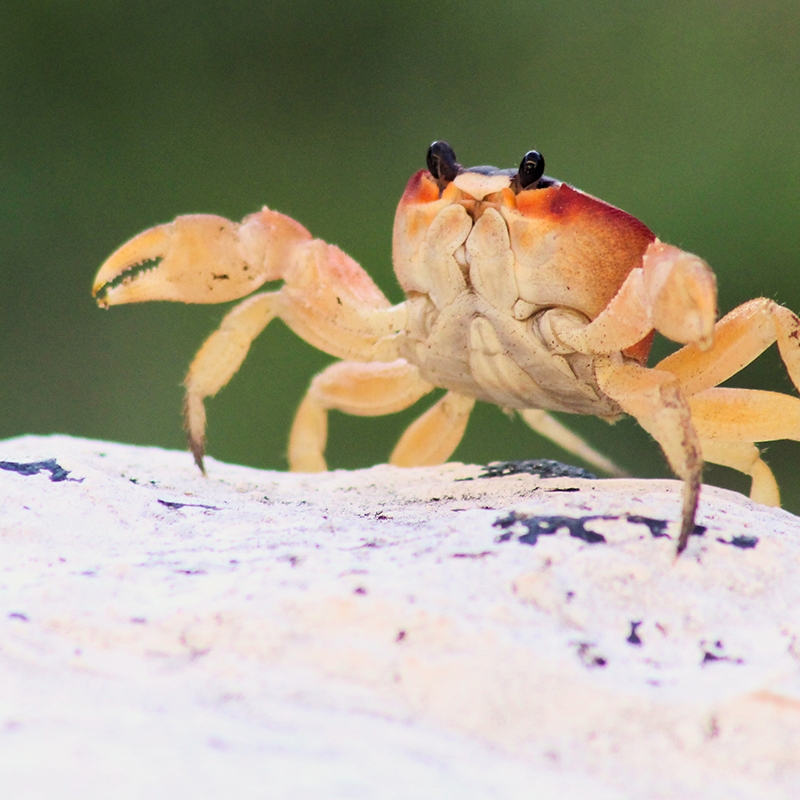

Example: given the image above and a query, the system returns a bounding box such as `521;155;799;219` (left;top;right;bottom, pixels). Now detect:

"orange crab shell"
396;169;656;365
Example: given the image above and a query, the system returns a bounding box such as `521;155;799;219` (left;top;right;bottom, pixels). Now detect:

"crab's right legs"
656;298;800;396
653;298;800;505
697;438;780;507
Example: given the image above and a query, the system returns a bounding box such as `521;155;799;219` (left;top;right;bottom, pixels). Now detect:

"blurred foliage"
1;1;799;510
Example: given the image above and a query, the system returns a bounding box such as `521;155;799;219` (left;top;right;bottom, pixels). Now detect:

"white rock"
1;434;799;799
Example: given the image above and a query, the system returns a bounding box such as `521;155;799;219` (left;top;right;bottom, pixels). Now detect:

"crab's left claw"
93;211;312;307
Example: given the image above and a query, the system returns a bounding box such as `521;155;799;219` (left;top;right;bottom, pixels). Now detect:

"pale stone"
1;434;799;799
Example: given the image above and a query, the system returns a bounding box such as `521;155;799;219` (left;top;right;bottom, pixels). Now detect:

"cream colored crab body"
93;142;800;553
395;198;621;416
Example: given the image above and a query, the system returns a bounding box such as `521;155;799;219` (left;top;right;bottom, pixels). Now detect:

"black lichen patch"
496;510;707;546
0;459;77;482
479;459;597;480
702;651;743;666
626;514;706;539
494;510;608;545
716;535;759;549
701;639;743;665
158;499;220;511
627;621;643;646
626;515;669;538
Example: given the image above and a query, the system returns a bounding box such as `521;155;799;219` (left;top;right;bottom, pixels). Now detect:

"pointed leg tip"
188;439;207;476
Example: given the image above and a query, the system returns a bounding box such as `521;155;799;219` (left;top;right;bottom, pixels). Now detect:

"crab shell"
392;168;656;415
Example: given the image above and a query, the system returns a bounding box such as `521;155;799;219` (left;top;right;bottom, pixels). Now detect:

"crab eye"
427;141;460;183
518;150;545;189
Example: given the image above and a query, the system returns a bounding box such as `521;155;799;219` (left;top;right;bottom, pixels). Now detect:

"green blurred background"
2;1;800;510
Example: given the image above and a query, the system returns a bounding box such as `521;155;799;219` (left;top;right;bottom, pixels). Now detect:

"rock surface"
1;434;799;799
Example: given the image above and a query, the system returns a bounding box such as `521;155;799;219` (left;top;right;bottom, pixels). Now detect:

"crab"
92;141;800;553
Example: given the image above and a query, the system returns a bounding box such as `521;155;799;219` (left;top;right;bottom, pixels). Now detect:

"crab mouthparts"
453;171;512;201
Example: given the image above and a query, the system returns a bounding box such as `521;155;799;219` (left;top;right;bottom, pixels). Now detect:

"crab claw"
93;210;312;307
643;241;717;350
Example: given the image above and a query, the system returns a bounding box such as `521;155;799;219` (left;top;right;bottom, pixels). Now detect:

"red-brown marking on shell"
511;183;656;325
400;170;440;205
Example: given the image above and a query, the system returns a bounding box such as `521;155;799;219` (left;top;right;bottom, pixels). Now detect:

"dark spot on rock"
0;459;77;482
452;551;495;559
574;641;607;668
494;511;607;545
130;617;147;624
8;612;28;622
158;499;220;511
626;514;706;538
396;630;406;642
211;273;230;280
354;586;367;595
627;621;643;646
478;459;596;480
716;535;758;549
627;515;669;538
702;641;743;665
175;569;207;575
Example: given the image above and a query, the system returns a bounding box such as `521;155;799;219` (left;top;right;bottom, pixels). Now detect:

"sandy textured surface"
1;434;799;799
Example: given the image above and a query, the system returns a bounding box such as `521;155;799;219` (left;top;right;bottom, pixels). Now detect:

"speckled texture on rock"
1;434;799;799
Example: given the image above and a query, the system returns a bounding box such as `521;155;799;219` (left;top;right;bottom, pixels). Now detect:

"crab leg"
288;359;434;471
656;298;800;396
518;409;626;477
687;386;800;505
596;358;703;554
94;211;407;471
389;392;476;467
698;439;780;507
645;298;800;505
181;292;279;470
